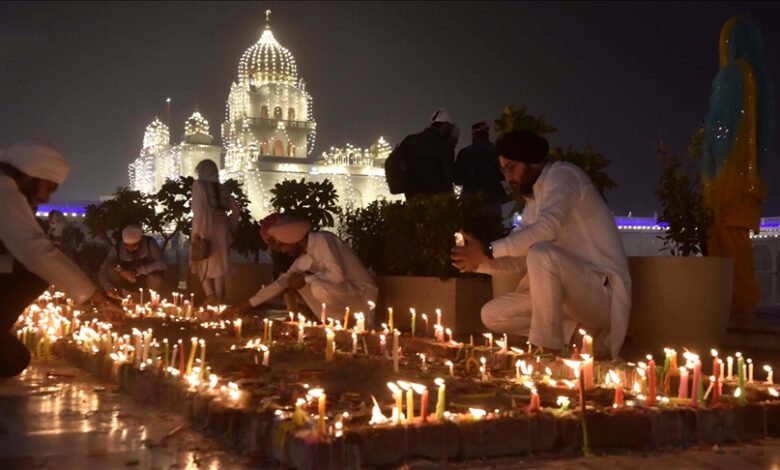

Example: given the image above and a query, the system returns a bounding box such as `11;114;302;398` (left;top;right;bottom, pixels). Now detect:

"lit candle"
297;323;304;344
139;288;144;305
267;320;273;342
609;370;624;407
719;358;725;382
435;378;446;420
765;365;774;384
343;307;350;330
502;334;508;354
379;334;386;356
678;366;689;398
737;353;746;405
178;339;185;374
235;318;242;339
420;353;427;371
748;359;754;383
529;387;540;412
582;354;594;390
727;356;734;380
712;356;721;404
422;314;429;336
163;338;169;371
388;307;394;332
289;311;294;323
260;344;269;366
199;339;206;377
352;333;358;355
413;383;429;423
387;382;403;425
646;355;656;406
398;381;413;423
484;333;493;349
325;329;335;362
446;360;454;377
311;389;326;435
186;337;198;376
321;303;327;324
410;308;416;337
691;360;701;407
480;357;487;382
263;319;269;342
580;329;593;357
392;329;400;373
445;328;452;344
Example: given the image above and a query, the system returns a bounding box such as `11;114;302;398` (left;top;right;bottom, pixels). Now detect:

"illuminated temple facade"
129;12;396;218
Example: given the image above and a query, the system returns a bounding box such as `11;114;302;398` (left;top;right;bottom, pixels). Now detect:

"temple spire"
265;9;271;29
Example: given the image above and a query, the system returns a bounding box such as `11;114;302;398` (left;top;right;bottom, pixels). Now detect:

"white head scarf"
122;225;144;244
0;141;70;184
268;217;312;244
195;159;219;182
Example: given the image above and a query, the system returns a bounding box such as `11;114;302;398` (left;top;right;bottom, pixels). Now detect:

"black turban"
495;130;549;164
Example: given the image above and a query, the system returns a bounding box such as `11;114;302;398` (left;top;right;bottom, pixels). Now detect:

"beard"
508;180;535;197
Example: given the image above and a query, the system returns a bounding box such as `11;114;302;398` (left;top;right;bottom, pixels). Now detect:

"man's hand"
89;290;125;323
119;270;137;283
287;272;306;290
222;301;251;320
450;232;490;273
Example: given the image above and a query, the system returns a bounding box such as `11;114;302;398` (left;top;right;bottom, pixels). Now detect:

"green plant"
223;179;262;261
656;126;708;256
339;194;507;279
494;105;557;136
270;178;340;230
151;176;194;251
84;187;155;245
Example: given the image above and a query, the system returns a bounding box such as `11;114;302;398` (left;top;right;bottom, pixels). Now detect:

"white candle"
727;356;734;380
765;365;774;384
352;333;358;355
435;308;442;327
502;334;508;353
748;359;754;383
420;353;427;371
392;329;400;373
261;345;269;366
445;328;452;343
480;357;487;382
719;358;725;381
297;323;304;344
445;360;454;377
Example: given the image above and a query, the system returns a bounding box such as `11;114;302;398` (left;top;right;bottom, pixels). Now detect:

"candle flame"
410;383;427;394
469;408;486;420
435;377;445;386
397;380;410;391
734;388;742;398
711;348;718;357
769;388;779;398
557;396;570;408
387;382;400;395
308;388;324;399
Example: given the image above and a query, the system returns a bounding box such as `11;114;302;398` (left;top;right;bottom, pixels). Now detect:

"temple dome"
237;14;298;88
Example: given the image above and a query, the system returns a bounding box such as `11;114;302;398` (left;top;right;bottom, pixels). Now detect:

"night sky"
2;1;780;216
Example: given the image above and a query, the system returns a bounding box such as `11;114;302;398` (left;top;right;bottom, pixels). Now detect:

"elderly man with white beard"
451;131;631;359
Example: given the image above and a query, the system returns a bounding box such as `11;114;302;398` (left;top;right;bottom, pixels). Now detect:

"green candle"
435;378;446;420
186;337;198;376
737;354;747;405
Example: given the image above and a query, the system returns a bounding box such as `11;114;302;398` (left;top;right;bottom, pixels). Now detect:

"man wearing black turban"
451;131;631;359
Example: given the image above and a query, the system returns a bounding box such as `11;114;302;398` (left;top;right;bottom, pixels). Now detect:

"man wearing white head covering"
384;108;459;199
190;159;239;305
0;141;123;378
99;224;167;296
234;216;378;325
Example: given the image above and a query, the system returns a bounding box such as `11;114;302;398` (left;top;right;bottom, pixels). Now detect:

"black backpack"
384;140;408;195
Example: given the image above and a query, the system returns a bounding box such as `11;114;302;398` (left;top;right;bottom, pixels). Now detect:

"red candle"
530;389;541;412
421;387;429;423
583;356;594;390
178;339;185;374
691;361;701;407
647;356;657;406
614;382;624;407
712;360;721;404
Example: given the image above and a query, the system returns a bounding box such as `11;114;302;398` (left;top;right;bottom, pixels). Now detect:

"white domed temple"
129;11;396;217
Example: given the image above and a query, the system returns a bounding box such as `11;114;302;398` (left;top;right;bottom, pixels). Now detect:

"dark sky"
2;1;780;216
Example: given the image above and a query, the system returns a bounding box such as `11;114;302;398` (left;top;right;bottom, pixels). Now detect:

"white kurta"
478;162;631;358
190;180;239;279
0;174;96;303
249;231;378;320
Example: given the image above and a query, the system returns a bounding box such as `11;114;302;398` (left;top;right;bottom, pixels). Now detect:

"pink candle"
678;367;689;399
691;361;701;407
647;357;657;406
421;387;429;423
712;359;721;404
529;389;541;412
583;356;594;390
614;382;624;407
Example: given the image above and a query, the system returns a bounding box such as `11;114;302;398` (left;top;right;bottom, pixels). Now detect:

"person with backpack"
190;159;239;306
385;108;458;199
98;225;167;298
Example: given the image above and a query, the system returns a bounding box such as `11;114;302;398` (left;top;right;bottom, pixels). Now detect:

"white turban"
431;108;452;124
0;141;70;184
268;217;311;244
122;225;144;244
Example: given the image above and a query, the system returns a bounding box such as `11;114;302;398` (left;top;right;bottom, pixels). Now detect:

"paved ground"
3;359;780;469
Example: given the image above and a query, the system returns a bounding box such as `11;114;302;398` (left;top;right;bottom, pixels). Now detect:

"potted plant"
627;127;733;353
339;194;506;334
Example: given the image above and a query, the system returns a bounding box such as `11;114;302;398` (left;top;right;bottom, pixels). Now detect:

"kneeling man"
236;217;378;324
451;131;631;358
99;225;167;298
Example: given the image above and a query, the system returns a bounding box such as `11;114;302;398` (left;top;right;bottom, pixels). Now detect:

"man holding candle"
98;225;167;299
451;131;631;359
233;216;378;325
0;142;123;378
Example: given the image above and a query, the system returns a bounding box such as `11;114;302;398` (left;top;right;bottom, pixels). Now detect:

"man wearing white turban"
233;216;378;325
99;224;167;297
0;141;123;378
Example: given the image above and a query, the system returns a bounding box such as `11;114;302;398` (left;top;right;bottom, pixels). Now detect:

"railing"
241;117;315;129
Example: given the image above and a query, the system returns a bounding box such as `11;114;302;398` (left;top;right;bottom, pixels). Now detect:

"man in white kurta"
452;131;631;358
0;142;122;377
238;218;378;324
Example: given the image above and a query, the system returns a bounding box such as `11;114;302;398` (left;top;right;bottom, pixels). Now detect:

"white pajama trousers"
481;241;612;351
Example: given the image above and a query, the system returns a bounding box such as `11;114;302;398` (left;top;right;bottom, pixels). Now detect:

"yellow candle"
318;392;326;435
435;378;446;420
325;329;335;362
186;337;198;375
388;307;394;332
387;382;402;425
343;307;350;330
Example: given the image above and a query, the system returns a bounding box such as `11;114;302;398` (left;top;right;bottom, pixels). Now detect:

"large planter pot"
377;275;493;335
188;262;272;305
627;256;733;354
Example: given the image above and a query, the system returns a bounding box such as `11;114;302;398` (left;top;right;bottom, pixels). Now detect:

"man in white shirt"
235;217;378;325
99;225;167;298
451;131;631;358
0;141;123;378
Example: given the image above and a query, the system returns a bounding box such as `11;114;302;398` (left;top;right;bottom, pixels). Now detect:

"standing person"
451;131;631;359
98;225;167;298
385;108;458;199
701;16;775;323
0;141;122;378
454;121;508;219
190;159;239;306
